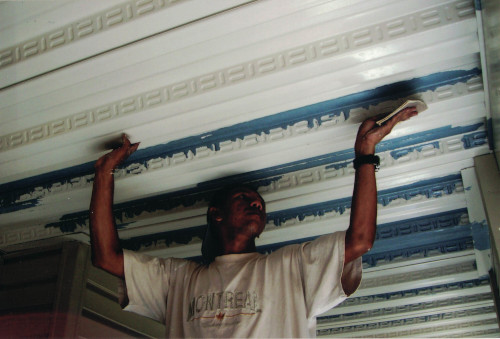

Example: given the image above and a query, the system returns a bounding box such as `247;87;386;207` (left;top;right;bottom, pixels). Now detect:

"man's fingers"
121;133;131;148
127;142;140;156
384;107;417;129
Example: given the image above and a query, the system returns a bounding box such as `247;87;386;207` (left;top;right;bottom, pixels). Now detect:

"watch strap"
353;154;380;170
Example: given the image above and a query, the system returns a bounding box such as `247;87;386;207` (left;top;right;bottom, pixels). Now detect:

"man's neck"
220;232;257;255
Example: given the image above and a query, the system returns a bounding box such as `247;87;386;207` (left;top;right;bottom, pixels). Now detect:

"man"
89;108;418;337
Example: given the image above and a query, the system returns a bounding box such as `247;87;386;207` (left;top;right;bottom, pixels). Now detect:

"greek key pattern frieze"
0;0;475;152
6;77;484;209
0;0;184;70
317;307;497;336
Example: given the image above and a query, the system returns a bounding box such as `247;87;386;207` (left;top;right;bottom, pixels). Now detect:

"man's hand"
95;134;140;174
355;107;418;156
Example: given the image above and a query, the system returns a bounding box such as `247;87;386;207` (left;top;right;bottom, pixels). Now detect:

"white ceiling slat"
322;285;492;317
318;300;494;329
321;312;498;337
0;0;256;89
0;77;488;223
1;0;497;337
0;0;479;182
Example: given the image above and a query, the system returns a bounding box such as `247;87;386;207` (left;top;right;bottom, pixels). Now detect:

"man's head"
202;184;266;263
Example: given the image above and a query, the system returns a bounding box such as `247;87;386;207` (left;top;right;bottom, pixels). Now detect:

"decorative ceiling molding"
0;0;475;153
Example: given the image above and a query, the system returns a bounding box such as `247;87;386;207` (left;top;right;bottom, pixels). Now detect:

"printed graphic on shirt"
187;290;260;325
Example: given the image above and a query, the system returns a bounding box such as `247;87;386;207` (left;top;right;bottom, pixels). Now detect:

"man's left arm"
342;107;418;294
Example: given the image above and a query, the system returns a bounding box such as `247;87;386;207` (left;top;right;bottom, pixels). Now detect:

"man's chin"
246;222;265;237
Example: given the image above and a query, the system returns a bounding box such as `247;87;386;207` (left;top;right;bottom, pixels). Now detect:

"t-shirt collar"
214;251;261;264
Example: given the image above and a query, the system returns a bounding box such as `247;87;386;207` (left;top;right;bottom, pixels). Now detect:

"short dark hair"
202;183;260;263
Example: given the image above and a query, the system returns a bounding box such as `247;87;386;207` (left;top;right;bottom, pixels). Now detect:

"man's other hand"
94;134;140;174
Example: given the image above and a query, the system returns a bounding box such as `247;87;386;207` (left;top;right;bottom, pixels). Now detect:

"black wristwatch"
353;154;380;171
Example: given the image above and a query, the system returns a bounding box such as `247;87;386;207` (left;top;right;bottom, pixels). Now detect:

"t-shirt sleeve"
120;249;173;323
296;231;362;317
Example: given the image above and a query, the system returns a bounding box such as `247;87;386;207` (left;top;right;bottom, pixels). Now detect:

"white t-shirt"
122;231;362;338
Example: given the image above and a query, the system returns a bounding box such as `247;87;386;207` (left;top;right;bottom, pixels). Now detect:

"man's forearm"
344;106;418;265
89;171;124;278
345;163;377;264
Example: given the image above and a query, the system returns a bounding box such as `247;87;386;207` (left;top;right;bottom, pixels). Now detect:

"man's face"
219;187;267;239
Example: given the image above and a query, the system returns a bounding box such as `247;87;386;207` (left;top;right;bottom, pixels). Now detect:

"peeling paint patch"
382;123;484;155
462;131;488;149
364;236;474;267
376;209;468;240
0;198;40;213
107;178;468;252
390;142;441;160
120;225;206;252
45;211;88;233
378;174;463;206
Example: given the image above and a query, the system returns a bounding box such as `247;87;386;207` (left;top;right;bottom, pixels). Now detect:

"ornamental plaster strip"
326;274;488;314
319;306;496;336
0;170;468;248
0;0;188;70
0;116;486;217
320;302;494;329
103;174;468;253
2;111;480;219
0;122;486;241
122;206;469;253
0;0;475;152
358;261;479;298
320;293;492;324
0;69;484;210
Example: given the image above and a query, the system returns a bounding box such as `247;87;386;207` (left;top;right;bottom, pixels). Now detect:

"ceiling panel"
0;0;497;336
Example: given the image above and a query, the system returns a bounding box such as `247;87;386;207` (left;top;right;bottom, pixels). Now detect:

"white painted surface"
0;0;497;337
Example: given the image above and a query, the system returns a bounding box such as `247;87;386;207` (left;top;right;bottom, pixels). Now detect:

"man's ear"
208;207;223;223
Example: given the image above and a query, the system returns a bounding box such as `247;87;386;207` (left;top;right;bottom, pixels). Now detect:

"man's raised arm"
344;107;418;265
89;135;139;278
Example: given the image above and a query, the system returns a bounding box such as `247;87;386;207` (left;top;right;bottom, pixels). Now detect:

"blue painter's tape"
471;221;491;250
0;68;481;205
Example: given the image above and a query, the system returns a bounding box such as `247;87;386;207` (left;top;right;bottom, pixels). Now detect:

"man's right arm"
89;135;139;278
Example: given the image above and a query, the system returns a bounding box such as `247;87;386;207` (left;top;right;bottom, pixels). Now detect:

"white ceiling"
1;0;498;336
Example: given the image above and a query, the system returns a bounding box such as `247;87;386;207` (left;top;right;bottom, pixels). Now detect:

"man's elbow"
354;240;373;258
91;252;124;278
91;254;108;271
345;228;376;261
